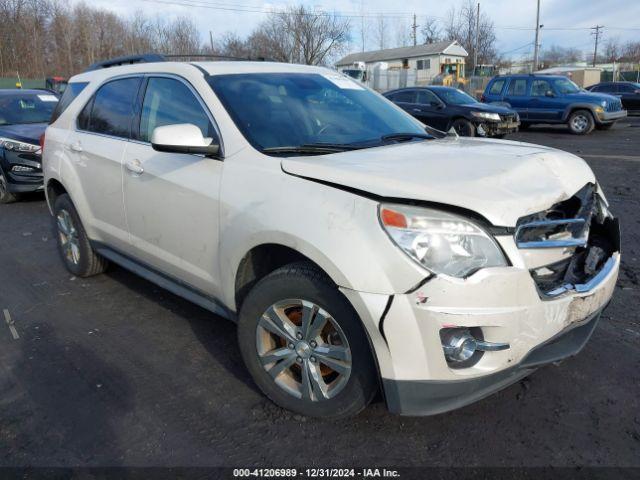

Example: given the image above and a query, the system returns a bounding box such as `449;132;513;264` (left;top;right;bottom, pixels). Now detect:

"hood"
0;123;47;145
566;91;618;103
466;102;515;115
281;137;595;227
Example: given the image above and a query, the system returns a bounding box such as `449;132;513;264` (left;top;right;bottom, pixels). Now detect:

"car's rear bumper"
383;309;604;415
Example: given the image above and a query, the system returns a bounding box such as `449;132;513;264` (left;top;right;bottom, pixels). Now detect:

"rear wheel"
53;194;108;277
451;118;476;137
237;262;378;418
567;109;595;135
0;168;17;204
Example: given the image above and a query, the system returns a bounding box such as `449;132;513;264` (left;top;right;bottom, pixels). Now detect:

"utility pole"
412;14;418;46
209;30;214;52
532;0;541;72
591;25;603;67
473;2;480;75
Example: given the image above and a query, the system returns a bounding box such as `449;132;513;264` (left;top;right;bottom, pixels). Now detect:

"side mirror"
545;90;555;97
151;123;220;157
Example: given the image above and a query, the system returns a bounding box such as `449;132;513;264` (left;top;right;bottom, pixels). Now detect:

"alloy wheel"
57;209;81;265
256;299;352;401
0;170;7;199
571;114;589;132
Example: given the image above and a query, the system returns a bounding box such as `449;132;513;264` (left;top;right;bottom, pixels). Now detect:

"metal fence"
368;70;491;100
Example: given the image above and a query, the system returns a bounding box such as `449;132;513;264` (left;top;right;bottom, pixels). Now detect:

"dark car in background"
0;89;61;203
384;86;520;138
586;81;640;114
482;74;627;134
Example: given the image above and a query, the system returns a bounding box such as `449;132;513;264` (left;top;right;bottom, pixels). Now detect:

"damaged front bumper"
383;308;605;415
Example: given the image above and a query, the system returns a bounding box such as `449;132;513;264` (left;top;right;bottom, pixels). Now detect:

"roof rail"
85;53;166;72
83;53;279;73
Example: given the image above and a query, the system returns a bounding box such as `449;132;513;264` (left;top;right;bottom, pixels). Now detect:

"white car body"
43;60;620;416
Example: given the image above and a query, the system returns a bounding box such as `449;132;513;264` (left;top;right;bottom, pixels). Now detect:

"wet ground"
1;117;639;471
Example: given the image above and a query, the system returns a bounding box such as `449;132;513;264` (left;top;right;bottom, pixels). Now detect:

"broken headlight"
379;204;507;278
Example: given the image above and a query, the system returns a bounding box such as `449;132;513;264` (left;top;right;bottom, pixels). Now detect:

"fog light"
441;329;477;363
440;328;510;367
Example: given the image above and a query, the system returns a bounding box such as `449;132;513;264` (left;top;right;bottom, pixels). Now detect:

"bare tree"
372;14;388;50
444;1;498;65
603;37;622;62
421;17;441;44
540;45;583;67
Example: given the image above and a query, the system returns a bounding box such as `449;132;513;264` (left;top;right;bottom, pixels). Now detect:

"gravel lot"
1;117;639;470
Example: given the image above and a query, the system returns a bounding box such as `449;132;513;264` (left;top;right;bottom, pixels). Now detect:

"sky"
72;0;640;61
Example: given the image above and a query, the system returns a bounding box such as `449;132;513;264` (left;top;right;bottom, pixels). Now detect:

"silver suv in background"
43;57;620;418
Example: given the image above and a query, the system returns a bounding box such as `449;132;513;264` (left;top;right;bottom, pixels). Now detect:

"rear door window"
488;79;506;95
50;82;88;123
138;77;215;143
79;77;141;138
389;90;416;103
507;79;528;96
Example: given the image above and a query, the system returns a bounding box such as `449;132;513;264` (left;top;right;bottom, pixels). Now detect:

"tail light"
39;132;45;155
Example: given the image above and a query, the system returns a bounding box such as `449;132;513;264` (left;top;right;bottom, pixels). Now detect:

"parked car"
43;57;620;418
482;74;627;134
384;86;520;138
0;89;58;203
586;81;640;113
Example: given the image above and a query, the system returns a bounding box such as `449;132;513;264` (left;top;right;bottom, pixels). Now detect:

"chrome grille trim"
515;218;588;249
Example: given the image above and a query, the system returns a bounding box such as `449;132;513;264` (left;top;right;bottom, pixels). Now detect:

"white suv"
43;58;620;418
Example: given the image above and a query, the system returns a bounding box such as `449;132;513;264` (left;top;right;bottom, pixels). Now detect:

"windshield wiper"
380;132;434;143
262;143;363;156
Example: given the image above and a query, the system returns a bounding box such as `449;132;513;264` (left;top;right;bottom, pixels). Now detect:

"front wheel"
0;168;18;204
451;119;476;137
237;262;378;418
568;110;595;135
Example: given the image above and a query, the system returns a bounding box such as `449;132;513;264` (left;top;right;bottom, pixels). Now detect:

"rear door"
503;78;529;119
66;76;142;250
528;78;563;121
122;75;224;296
483;78;507;104
387;90;417;114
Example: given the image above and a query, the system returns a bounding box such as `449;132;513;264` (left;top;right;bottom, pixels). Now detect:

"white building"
336;40;469;84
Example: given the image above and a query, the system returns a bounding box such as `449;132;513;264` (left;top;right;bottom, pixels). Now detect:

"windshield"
435;88;477;105
554;78;581;94
208;73;426;154
0;92;58;126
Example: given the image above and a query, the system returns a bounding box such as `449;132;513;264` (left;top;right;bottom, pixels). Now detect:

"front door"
122;76;224;297
528;79;564;121
414;90;449;130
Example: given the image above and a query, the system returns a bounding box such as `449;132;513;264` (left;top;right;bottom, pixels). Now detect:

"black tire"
596;122;615;130
451;118;475;137
567;109;595;135
0;167;18;204
52;194;108;277
518;123;531;130
237;261;378;418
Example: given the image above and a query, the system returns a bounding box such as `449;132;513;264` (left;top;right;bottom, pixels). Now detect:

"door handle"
125;159;144;175
70;142;83;153
412;108;421;112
